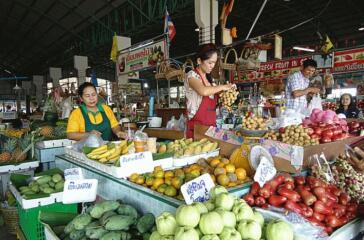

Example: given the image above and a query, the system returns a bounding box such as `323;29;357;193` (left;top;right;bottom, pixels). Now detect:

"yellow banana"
107;155;120;163
97;148;116;159
87;149;108;158
107;148;121;160
99;158;108;163
119;140;127;149
90;145;107;154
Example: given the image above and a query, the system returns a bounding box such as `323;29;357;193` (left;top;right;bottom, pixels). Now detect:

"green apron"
80;104;113;141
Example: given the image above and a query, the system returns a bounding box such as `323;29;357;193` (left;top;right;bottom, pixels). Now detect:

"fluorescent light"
13;84;21;90
293;46;315;52
359;26;364;31
195;27;200;32
143;83;149;88
4;69;11;74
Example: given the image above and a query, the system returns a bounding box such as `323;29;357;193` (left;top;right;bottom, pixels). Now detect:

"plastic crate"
17;202;77;240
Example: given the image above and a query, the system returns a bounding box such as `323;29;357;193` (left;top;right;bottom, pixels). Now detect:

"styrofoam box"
65;147;154;179
9;184;63;209
0;161;39;173
43;223;60;240
173;149;220;167
37;139;74;149
153;157;174;169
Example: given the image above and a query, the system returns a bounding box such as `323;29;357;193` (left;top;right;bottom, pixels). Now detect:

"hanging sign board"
117;39;167;75
333;47;364;73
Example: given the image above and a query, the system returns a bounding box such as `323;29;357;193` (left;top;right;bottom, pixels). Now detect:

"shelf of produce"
54;154;252;216
144;128;184;140
55;154;180;216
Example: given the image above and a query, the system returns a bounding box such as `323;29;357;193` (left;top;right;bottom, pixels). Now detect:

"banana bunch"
87;141;129;163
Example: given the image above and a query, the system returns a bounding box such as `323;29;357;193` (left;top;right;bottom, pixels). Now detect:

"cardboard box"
261;136;364;173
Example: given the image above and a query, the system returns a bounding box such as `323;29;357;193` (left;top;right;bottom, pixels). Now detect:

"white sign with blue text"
254;156;277;187
181;174;215;205
118;151;154;177
64;168;84;181
62;179;98;204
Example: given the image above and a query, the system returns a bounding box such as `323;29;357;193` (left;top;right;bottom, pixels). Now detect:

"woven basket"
220;48;238;71
155;61;167;80
236;48;261;71
165;59;184;81
1;206;19;235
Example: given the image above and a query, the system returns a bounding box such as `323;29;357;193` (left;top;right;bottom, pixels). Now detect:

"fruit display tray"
0;160;39;173
9;184;63;209
36;139;74;149
172;149;220;167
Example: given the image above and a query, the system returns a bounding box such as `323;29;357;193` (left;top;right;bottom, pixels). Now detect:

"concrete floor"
0;225;17;240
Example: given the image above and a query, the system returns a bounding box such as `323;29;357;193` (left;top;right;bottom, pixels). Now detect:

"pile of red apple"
348;121;364;136
322;102;337;111
243;175;358;234
304;122;348;143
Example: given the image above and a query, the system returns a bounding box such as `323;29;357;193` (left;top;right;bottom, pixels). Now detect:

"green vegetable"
210;186;228;200
55;181;64;191
100;231;121;240
82;146;97;154
200;235;220;240
237;219;261;240
156;212;177;236
69;230;85;240
137;213;155;234
48;181;55;188
215;209;236;228
232;201;254;221
72;214;92;230
120;231;132;240
174;226;199;240
191;202;208;214
116;204;138;220
90;201;120;219
36;175;52;185
52;173;63;183
142;232;151;240
215;193;235;211
64;221;75;234
219;227;241;240
42;187;55;194
199;212;224;235
204;199;215;211
176;205;200;228
85;222;108;239
104;215;135;231
266;219;294;240
19;186;30;192
252;210;264;227
100;211;117;226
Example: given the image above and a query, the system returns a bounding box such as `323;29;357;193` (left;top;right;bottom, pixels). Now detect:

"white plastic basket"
0;161;39;173
37;139;74;149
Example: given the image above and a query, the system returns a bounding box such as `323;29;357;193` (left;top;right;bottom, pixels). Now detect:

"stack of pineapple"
0;134;32;163
37;125;66;139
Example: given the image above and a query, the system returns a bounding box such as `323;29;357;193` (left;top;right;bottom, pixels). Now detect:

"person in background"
67;82;127;141
336;93;362;118
285;59;321;112
184;43;235;138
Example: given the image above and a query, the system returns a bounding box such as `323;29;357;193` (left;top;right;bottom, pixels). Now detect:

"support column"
74;55;88;86
49;67;62;87
195;0;218;44
33;75;44;107
116;36;131;86
22;81;32;114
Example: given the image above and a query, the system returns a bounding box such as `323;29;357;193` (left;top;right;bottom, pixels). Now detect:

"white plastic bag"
307;94;323;116
72;133;104;152
178;114;186;131
166;116;177;130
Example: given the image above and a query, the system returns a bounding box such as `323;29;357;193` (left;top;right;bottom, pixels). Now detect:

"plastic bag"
178;114;186;131
72;133;104;152
309;153;335;183
277;109;304;128
307;94;323;116
166;116;179;130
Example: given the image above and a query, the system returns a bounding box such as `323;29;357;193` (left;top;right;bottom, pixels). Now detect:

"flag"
321;34;333;54
110;33;118;62
220;0;235;27
164;10;176;41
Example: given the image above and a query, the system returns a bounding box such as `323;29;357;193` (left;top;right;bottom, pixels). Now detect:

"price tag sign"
118;151;154;177
181;174;215;204
254;156;277;187
64;168;84;181
62;179;98;204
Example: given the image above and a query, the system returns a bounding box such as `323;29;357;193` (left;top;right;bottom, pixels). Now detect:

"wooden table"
144;128;184;140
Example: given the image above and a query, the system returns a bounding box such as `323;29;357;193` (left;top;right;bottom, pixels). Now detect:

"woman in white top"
184;43;235;138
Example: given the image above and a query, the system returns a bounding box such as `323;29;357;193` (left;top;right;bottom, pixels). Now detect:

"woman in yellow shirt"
67;82;126;141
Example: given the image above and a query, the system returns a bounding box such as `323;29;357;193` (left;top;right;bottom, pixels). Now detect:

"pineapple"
53;126;66;139
0;138;17;162
12;134;32;162
39;126;54;138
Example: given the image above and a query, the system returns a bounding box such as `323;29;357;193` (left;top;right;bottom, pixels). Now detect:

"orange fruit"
172;177;183;189
190;169;201;177
217;162;225;168
209;174;216;183
129;173;139;183
165;177;172;185
228;182;238;188
174;169;185;177
210;158;221;168
225;164;236;173
214;167;226;176
155;170;165;178
235;168;247;180
154;166;163;172
165;171;174;178
146;177;154;187
217;174;230;186
152;177;164;189
221;158;230;165
136;176;145;185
